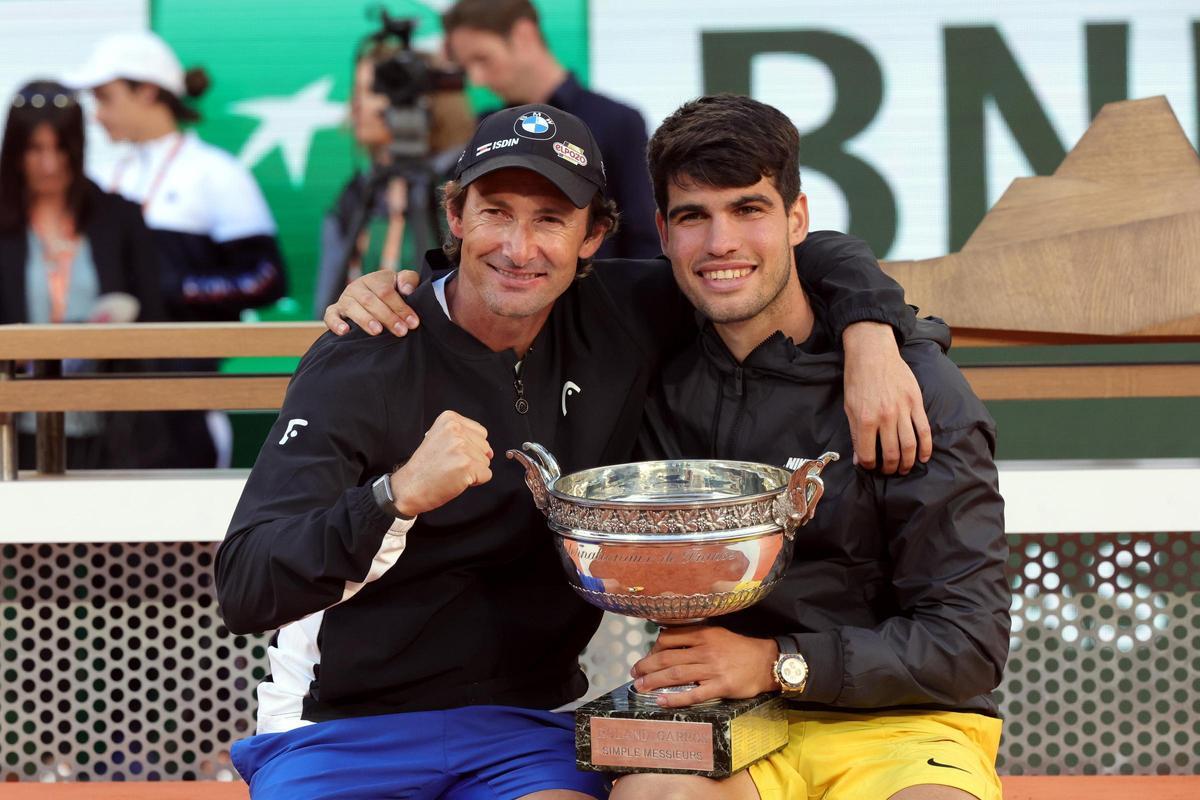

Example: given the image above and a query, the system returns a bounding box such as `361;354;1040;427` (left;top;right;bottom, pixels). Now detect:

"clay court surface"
1;776;1200;799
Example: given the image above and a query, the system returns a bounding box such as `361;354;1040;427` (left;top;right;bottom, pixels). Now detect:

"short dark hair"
440;178;618;276
0;80;89;234
442;0;541;39
647;94;802;214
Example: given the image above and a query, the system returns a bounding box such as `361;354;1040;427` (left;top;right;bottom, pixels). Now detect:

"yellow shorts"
747;709;1003;800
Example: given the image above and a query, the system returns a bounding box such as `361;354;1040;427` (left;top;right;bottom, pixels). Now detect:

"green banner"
153;0;589;319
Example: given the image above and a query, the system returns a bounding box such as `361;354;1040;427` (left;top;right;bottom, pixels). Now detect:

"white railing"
3;459;1198;543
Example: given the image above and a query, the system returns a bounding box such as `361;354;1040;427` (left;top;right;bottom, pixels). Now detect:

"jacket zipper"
513;361;529;414
708;373;724;455
724;366;747;456
709;365;747;457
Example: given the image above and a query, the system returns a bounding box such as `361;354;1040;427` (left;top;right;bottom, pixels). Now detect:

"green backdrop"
150;1;1199;466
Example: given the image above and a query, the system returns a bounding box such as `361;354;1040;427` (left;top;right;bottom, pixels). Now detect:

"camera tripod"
326;152;440;305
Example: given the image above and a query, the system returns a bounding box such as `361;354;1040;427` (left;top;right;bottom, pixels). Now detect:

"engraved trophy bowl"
508;442;838;627
506;442;839;777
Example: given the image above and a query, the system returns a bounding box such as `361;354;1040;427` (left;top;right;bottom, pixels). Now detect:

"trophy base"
575;682;788;778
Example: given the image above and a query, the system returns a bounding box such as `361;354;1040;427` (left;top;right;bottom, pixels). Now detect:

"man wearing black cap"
442;0;660;260
457;107;606;207
217;103;920;799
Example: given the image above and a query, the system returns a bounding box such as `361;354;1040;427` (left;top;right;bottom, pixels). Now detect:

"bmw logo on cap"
514;111;556;140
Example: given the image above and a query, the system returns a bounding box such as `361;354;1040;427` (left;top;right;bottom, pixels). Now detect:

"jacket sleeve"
795;230;916;344
779;358;1010;707
215;336;406;634
174;233;289;315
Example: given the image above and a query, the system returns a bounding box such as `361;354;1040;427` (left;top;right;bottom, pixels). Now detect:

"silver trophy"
508;443;838;777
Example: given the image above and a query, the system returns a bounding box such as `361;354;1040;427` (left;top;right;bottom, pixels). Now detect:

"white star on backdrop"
230;77;345;187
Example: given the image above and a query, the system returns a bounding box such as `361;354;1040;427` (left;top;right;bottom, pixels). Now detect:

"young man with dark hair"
440;0;659;259
221;103;927;799
611;94;1009;800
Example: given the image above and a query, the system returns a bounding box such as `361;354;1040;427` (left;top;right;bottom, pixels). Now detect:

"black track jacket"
217;233;917;725
642;304;1010;717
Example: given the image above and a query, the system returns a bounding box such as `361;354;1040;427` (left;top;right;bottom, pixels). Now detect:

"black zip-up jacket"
216;233;917;724
642;304;1010;717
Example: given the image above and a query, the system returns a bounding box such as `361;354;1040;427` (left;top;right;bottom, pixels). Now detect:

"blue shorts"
231;705;608;800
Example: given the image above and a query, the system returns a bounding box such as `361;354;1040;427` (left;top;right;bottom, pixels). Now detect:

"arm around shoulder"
795;231;916;343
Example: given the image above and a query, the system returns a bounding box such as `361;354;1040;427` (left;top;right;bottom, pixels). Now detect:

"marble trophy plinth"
576;683;787;778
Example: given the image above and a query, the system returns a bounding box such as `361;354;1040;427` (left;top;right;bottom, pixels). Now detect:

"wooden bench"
0;321;321;414
4;321;1199;480
0;322;323;477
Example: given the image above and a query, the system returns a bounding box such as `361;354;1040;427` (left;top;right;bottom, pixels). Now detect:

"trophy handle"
777;451;839;539
505;442;562;513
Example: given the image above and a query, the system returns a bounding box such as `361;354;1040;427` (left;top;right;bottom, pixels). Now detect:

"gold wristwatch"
773;651;809;694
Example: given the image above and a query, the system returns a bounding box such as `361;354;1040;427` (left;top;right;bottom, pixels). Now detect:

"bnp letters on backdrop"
591;1;1198;260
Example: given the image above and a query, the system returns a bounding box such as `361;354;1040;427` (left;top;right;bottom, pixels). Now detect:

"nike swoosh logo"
927;757;970;773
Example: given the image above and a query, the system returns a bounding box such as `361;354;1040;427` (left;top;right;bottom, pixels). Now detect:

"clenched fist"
390;411;493;517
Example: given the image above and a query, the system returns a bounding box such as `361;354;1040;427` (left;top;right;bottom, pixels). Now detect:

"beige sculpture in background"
882;96;1200;341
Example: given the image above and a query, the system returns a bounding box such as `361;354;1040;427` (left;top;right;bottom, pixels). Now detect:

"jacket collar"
697;296;844;385
424;248;452;271
415;251;553;368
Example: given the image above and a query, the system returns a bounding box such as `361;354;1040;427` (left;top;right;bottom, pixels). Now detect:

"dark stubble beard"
694;239;795;325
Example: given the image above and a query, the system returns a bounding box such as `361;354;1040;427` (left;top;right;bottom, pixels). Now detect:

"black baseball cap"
454;103;606;208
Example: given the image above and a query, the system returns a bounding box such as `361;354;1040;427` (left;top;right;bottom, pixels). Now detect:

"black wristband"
371;473;412;520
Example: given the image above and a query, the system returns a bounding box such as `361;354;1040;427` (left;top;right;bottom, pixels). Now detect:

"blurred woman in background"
0;79;166;469
66;31;288;468
313;39;475;316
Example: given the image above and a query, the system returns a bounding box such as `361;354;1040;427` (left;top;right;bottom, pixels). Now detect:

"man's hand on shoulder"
842;321;932;475
389;411;494;517
629;626;779;708
324;269;422;337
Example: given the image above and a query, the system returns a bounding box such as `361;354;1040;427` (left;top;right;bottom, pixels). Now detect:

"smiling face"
446;167;604;337
657;174;809;326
